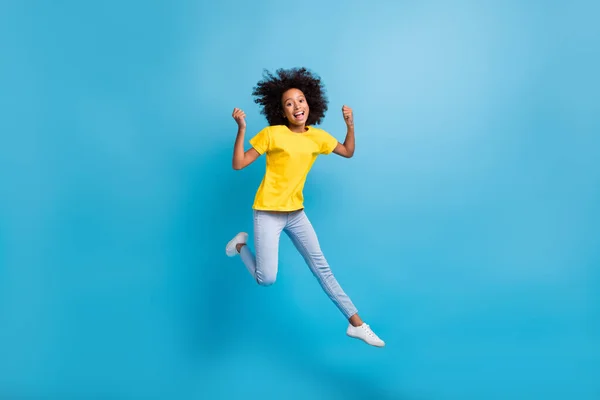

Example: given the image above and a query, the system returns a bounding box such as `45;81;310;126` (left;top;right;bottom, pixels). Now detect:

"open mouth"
293;111;305;120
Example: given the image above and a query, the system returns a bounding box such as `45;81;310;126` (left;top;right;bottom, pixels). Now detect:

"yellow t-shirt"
249;124;339;212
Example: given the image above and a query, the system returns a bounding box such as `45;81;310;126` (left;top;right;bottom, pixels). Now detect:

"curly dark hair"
252;67;328;126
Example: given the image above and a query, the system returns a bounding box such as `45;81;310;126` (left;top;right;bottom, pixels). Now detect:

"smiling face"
281;88;310;131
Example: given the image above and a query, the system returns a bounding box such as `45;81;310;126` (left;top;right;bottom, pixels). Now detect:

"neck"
287;124;307;133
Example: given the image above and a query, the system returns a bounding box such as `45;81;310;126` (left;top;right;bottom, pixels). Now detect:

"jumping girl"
225;67;385;347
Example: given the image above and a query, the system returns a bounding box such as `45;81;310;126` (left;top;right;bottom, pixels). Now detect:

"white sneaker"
346;323;385;347
225;232;248;257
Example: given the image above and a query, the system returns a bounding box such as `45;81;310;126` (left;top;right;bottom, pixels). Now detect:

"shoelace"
361;324;376;337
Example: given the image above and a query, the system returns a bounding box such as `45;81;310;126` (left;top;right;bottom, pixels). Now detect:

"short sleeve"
317;129;339;155
249;127;271;155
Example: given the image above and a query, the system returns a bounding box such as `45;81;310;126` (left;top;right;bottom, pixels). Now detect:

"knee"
255;257;278;286
256;276;275;286
256;274;276;286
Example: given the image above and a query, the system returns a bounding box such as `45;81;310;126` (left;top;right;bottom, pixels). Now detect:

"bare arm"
232;108;261;170
333;105;355;158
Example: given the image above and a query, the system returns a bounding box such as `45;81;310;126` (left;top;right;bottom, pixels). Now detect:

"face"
281;88;310;127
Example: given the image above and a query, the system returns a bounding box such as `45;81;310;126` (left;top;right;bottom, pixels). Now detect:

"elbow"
344;145;355;158
232;161;243;170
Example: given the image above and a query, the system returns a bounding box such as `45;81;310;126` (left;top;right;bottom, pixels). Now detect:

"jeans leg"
239;210;285;286
284;210;358;318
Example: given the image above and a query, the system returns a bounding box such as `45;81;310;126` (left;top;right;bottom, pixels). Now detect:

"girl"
225;67;385;347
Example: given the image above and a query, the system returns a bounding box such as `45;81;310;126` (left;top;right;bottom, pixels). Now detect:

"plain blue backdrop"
1;0;599;399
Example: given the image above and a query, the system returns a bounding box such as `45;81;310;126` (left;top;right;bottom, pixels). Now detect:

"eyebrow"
284;95;305;103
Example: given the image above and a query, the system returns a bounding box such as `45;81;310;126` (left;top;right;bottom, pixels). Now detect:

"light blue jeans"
239;209;358;319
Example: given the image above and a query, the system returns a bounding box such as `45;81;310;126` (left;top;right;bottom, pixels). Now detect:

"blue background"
1;1;599;399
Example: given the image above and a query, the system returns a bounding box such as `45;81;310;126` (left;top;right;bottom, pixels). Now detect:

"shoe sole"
347;332;385;347
225;233;248;257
